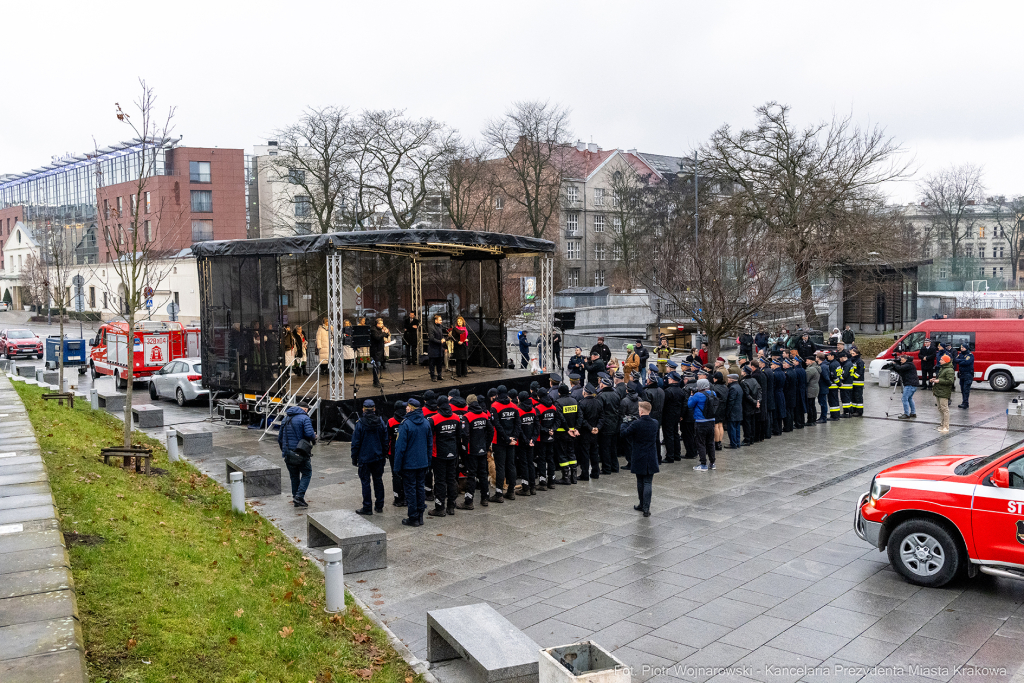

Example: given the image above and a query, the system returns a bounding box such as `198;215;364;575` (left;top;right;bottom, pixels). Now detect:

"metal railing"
257;368;322;442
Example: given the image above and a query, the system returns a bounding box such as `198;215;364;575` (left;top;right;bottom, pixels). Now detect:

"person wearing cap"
597;376;622;473
825;350;841;421
804;357;820;427
514;390;539;495
490;385;521;501
738;330;754;361
837;350;854;417
394;399;432;526
566;346;584;377
929;354;955;432
892;352;919;419
569;373;584;401
553;384;580;484
590;336;612;364
613;371;628;400
661;372;684;462
459;395;494;508
534;390;558;489
954;344;975;409
624;344;641;378
656;337;672;375
779;358;796;432
688;378;717;470
547;374;563;403
918;338;937;388
739;366;762;445
796;332;816;361
636;340;650;383
792;354;808;429
771;358;788;435
623;400;659;517
577;383;603;480
725;373;744;448
387;401;407;507
849;346;865;416
618;382;641;467
814;354;830;424
351;399;388;515
278;403;316;508
751;360;770;441
711;371;729;450
644;371;666;459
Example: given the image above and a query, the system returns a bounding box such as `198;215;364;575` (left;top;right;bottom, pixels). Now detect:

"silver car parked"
148;358;209;406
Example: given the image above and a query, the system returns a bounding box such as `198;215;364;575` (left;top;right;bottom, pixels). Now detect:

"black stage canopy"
192;229;554;259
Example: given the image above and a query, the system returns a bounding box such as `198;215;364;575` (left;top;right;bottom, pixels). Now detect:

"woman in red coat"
452;316;470;377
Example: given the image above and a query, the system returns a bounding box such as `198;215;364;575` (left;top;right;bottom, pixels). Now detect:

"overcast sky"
3;1;1021;203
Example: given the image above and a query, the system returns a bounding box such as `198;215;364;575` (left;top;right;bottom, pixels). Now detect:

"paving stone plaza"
5;343;1024;683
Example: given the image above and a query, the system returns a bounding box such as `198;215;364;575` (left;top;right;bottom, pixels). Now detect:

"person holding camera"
892;353;919;419
278;404;316;507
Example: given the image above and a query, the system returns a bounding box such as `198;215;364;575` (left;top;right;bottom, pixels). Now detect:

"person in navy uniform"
351;399;388;515
394;398;432;527
955;344;975;409
622;400;660;517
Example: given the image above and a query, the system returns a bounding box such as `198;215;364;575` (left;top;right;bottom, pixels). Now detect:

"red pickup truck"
856;444;1024;587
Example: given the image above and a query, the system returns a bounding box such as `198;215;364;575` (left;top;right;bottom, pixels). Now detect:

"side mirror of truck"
992;467;1010;489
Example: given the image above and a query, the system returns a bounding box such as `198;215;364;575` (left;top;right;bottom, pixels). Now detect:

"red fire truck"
89;321;201;389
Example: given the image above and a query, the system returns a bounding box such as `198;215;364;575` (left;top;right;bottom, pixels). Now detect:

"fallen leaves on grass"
354;668;372;679
228;636;238;645
279;626;294;638
234;608;244;617
126;638;138;650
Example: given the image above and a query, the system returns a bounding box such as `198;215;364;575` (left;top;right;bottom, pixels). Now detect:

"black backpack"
702;389;720;418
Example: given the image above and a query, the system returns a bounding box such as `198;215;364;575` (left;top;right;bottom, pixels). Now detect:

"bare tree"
442;138;494;230
93;80;180;449
357;109;457;229
271;107;352;234
919;164;985;282
20;255;48;311
606;164;657;282
483;101;577;255
992;195;1024;283
700;102;911;328
39;214;81;390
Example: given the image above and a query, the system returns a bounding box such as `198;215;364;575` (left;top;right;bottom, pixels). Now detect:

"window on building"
594;215;605;232
594;270;605;286
296;222;312;234
145;192;151;213
116;196;123;216
102;291;108;309
189;161;212;183
612;192;620;208
173;291;180;306
595;243;605;260
191;220;214;242
295;195;311;217
979;246;986;259
979;225;986;239
287;168;305;185
566;212;579;234
1000;267;1005;277
566;240;580;260
567;185;579;204
612;244;622;260
594;188;605;206
612;216;622;232
130;194;137;215
997;246;1005;258
566;269;580;287
494;196;504;210
964;245;973;258
144;220;152;242
88;287;95;309
191;190;213;212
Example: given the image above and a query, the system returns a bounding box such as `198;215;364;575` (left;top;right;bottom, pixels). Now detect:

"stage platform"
311;363;551;437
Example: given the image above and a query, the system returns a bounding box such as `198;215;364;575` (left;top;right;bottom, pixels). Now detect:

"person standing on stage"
452;316;470;377
317;316;331;376
369;318;389;388
428;314;445;381
552;329;563;372
404;313;420;365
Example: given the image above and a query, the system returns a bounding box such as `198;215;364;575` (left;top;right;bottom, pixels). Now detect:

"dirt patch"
64;531;105;547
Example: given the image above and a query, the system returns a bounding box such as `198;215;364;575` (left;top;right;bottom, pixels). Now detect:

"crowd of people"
888;338;975;432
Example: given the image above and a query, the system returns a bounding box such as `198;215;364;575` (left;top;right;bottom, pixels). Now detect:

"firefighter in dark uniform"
428;396;465;517
762;358;776;437
547;374;562;403
458;396;493;509
515;390;538;495
680;364;699;458
662;372;684;463
553;384;579;484
644;367;666;460
577;383;602;480
597;376;621;473
826;350;841;420
838;350;854;417
782;357;798;432
489;385;520;502
535;392;557;488
772;358;789;434
849;346;865;416
387;400;407;508
752;359;770;440
569;373;584;401
793;355;808;428
614;371;628;399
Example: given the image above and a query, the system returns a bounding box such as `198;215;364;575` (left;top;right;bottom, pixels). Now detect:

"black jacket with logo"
430;405;464;460
490;397;521;445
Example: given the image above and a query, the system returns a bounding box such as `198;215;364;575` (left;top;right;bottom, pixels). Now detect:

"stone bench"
306;509;386;572
15;364;34;377
427;603;541;683
131;404;164;428
225;455;281;497
174;425;213;456
96;392;125;413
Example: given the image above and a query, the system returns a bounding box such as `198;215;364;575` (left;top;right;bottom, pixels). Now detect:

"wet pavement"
7;308;1024;683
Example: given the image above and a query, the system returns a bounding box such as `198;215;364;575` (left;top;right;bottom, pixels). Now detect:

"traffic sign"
167;301;180;321
72;275;85;287
144;286;154;299
354;285;363;295
146;298;153;309
355;295;362;306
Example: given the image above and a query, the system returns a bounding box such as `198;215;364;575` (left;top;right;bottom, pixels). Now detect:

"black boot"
427;506;446;517
447;505;456;516
556;468;571;485
569;466;578;484
488;492;504;503
504;488;516;500
456;497;474;510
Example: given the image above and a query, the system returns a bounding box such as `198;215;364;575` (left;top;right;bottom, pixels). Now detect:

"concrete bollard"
230;471;245;514
1008;399;1024;431
62;378;70;393
165;428;179;462
90;389;99;410
324;547;345;612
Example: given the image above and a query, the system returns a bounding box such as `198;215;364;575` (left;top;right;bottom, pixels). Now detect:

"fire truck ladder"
256;370;322;442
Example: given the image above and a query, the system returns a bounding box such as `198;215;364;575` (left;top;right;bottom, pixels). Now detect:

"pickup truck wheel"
887;519;962;587
989;370;1014;392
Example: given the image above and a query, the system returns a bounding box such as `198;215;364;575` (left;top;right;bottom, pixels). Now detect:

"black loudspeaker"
351;325;371;348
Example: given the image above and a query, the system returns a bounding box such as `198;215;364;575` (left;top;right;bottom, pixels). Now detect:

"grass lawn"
13;382;417;683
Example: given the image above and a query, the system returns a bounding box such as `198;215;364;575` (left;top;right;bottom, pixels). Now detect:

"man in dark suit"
622;401;660;517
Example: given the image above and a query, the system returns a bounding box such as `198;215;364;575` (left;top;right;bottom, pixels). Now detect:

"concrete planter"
539;642;628;683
